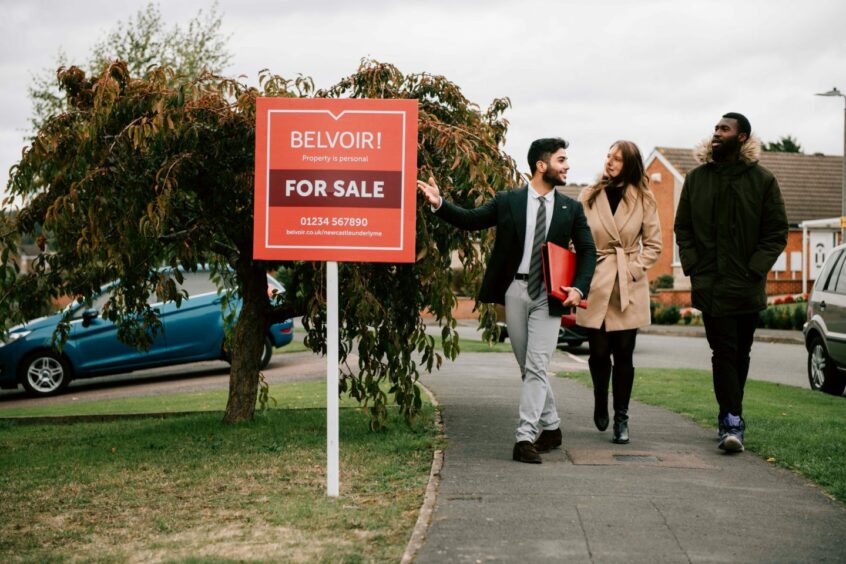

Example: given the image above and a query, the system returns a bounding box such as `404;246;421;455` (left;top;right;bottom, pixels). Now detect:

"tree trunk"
223;262;270;424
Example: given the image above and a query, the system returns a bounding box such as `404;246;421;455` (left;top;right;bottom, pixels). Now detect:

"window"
833;253;846;295
173;271;218;297
821;250;845;293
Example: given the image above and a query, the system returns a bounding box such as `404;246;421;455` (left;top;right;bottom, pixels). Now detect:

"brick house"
643;148;843;299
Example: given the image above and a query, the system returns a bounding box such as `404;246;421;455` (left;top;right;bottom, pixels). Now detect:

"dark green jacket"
673;137;788;316
436;186;596;317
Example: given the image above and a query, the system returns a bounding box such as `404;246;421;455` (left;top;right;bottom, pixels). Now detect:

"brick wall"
651;289;690;308
646;159;676;282
651;279;815;309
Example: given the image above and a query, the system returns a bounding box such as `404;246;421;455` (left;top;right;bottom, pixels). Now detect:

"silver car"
804;242;846;395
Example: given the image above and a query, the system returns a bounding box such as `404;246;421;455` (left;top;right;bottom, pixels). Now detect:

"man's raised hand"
416;176;441;207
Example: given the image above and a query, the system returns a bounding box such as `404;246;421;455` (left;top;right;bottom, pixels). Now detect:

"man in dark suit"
418;137;596;463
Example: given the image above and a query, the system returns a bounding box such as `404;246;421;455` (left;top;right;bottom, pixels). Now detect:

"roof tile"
656;147;843;224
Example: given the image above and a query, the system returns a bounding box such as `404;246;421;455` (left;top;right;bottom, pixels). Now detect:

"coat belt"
596;244;640;312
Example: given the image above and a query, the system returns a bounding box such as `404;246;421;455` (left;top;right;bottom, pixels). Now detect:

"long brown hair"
585;140;654;209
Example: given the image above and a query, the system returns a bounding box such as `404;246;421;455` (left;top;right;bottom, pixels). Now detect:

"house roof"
557;184;588;200
654;147;843;225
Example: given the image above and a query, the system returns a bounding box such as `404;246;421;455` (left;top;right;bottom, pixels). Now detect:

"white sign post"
326;261;340;497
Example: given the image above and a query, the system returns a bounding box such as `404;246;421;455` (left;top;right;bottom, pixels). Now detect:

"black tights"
587;326;638;418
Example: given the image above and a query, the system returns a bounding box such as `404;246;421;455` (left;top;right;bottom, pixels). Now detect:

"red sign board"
253;98;418;262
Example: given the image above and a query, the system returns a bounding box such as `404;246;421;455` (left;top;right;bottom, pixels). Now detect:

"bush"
758;303;806;330
775;308;793;330
792;304;807;330
653;274;674;290
758;307;774;328
653;304;681;325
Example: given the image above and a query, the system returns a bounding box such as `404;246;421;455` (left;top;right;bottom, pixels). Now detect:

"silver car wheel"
809;343;827;390
25;356;67;394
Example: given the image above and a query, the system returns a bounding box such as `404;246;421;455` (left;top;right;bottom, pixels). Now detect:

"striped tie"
527;196;547;299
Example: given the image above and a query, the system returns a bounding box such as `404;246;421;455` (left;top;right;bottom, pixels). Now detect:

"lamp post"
815;87;846;241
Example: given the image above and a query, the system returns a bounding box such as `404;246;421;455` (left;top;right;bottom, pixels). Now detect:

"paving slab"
416;351;846;563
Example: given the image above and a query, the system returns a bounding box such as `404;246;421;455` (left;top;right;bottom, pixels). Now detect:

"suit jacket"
575;185;662;330
436;186;597;316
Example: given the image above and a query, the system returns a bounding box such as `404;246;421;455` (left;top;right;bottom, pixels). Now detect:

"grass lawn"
560;368;846;504
0;385;440;562
276;340;310;354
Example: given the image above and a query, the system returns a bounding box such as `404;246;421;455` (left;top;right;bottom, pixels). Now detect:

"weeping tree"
1;59;518;426
27;1;231;132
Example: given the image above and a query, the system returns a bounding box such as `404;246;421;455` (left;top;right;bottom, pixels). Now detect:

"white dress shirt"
517;185;554;275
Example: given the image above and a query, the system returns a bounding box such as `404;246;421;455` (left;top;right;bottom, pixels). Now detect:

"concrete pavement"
415;351;846;563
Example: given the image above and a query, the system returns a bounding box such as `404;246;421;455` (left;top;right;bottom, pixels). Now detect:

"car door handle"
820;300;826;311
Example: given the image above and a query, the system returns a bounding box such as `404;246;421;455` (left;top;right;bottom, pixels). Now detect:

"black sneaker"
718;414;745;453
718;413;727;441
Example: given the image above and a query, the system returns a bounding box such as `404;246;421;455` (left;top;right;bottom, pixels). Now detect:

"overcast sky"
1;0;845;202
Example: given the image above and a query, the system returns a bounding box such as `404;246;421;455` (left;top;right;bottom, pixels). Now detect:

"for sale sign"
254;98;418;262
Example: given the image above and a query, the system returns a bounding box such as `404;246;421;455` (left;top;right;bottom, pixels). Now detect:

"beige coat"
576;185;662;331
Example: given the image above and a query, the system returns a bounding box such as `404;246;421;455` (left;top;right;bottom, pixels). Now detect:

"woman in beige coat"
576;140;662;444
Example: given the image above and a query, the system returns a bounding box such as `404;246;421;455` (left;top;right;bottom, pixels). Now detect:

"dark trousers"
702;312;758;417
587;325;638;416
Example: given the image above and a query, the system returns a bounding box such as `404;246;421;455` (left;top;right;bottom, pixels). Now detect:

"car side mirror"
81;309;99;328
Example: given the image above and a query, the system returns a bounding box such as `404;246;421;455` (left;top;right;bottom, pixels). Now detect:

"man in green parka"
674;112;788;453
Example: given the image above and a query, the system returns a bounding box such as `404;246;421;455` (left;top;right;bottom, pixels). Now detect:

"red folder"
542;242;587;309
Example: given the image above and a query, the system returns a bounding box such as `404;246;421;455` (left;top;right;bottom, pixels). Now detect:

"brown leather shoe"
533;428;562;453
512;441;542;464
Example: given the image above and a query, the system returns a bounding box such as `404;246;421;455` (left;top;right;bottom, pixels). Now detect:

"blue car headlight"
0;330;31;348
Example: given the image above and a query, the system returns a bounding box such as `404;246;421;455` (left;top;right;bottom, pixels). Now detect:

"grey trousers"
505;279;562;443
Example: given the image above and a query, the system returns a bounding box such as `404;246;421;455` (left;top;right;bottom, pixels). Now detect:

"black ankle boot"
612;412;629;444
593;391;609;432
611;365;634;443
589;358;611;432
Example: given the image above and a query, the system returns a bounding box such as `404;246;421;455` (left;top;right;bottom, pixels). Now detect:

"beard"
542;167;565;187
712;135;740;161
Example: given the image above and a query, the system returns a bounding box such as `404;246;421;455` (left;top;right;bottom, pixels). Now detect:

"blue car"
0;270;294;396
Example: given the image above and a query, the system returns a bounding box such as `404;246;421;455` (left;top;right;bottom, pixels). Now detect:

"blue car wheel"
21;351;72;396
260;336;273;370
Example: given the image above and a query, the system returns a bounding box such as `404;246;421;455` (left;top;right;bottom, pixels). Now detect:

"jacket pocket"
627;261;645;282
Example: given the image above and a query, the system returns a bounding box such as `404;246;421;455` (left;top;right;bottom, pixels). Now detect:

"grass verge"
433;337;513;354
0;380;363;418
0;385;440;562
560;368;846;504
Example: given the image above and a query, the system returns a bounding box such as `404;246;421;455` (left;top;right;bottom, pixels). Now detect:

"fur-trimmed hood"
693;134;762;165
